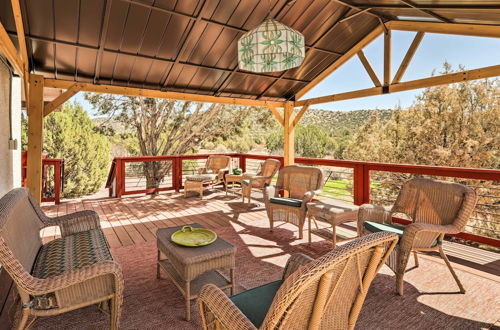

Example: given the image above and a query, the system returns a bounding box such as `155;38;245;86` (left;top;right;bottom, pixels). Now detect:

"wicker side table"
307;200;360;247
225;173;243;195
156;224;236;321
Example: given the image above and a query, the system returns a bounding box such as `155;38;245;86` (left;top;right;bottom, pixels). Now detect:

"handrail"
107;153;500;247
21;152;64;204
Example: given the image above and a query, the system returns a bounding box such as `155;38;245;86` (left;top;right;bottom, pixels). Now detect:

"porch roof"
1;0;499;102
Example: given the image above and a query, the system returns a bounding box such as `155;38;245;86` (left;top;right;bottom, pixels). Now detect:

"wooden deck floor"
41;189;500;279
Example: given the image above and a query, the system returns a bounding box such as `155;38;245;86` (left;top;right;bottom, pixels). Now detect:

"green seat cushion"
31;229;112;309
230;280;283;328
269;197;302;207
363;221;406;237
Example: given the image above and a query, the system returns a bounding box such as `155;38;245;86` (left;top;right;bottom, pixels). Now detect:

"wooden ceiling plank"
392;32;424;84
43;78;286;107
357;50;381;87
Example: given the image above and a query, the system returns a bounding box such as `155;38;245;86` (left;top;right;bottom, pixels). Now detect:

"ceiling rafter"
399;0;452;23
94;0;114;83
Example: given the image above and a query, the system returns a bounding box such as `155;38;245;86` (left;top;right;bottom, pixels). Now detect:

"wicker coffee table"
156;224;236;321
225;173;243;195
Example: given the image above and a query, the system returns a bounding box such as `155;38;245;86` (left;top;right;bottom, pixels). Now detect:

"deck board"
41;190;500;279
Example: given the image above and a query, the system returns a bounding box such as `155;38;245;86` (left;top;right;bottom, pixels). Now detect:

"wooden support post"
383;30;391;87
26;74;44;203
357;50;382;87
268;106;284;126
283;102;295;166
392;32;425;84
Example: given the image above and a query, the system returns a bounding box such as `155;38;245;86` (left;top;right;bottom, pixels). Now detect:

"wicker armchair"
0;188;123;329
185;155;231;198
357;178;477;295
242;159;281;204
198;232;398;330
264;165;323;239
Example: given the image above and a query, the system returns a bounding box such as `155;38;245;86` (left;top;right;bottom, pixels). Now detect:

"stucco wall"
0;62;21;198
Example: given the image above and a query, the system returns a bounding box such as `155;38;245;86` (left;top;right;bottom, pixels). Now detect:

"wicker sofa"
0;188;123;329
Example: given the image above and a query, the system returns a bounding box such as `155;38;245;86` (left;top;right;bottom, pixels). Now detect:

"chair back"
205;155;231;173
392;178;476;231
262;232;398;330
0;188;45;275
276;165;323;199
258;159;281;185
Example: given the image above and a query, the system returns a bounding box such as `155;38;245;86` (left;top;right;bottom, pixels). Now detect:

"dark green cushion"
363;221;406;237
269;197;302;207
230;280;283;328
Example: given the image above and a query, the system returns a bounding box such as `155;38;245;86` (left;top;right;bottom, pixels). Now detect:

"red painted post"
353;165;364;205
173;157;180;192
239;154;246;172
115;159;124;198
362;166;371;204
54;160;61;204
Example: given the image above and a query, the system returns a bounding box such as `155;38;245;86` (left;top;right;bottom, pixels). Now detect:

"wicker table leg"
230;268;235;296
185;281;191;321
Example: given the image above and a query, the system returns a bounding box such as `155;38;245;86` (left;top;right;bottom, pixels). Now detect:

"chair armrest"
264;186;278;201
357;204;392;234
46;210;101;237
302;190;320;204
22;260;123;297
401;222;458;248
198;284;257;330
282;253;314;280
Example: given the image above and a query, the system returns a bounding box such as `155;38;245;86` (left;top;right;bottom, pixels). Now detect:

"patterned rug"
20;221;500;330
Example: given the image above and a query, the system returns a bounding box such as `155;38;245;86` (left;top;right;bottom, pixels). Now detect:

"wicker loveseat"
0;188;123;329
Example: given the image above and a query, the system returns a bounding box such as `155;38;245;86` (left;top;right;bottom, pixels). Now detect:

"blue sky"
74;31;500;114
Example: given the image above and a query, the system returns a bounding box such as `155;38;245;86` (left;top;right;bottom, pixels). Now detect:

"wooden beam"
11;0;29;101
338;8;371;23
43;78;286;108
283;102;295;166
296;64;500;106
383;30;391;86
399;0;452;23
296;25;384;100
386;21;500;38
0;20;23;76
268;106;284;126
291;105;310;128
390;64;500;92
392;32;425;84
44;83;83;116
357;50;381;87
296;87;382;106
26;74;44;203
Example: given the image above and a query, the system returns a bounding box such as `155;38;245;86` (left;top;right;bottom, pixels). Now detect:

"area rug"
21;221;500;330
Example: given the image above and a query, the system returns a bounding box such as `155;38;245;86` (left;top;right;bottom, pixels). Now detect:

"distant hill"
297;108;393;134
92;108;394;137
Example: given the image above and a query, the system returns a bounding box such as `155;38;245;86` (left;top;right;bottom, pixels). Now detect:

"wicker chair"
184;155;231;199
198;232;398;330
242;159;281;204
357;178;477;295
0;188;123;329
264;165;324;239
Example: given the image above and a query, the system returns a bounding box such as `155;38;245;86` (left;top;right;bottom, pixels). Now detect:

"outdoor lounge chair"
0;188;123;329
357;178;477;295
264;165;324;239
198;231;398;330
184;155;231;199
241;158;281;204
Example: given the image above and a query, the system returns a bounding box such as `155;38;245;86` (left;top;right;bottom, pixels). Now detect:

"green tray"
171;225;217;247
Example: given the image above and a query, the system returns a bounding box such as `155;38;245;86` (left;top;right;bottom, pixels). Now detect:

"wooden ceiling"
1;0;499;101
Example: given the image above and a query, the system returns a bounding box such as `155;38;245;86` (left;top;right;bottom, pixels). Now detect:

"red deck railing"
106;153;500;248
22;152;64;204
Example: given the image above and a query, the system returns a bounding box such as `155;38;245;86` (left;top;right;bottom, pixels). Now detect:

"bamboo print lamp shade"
238;18;305;73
